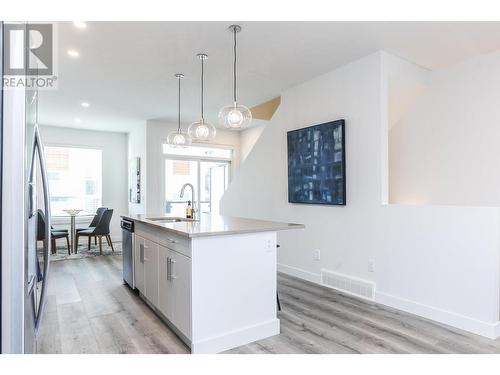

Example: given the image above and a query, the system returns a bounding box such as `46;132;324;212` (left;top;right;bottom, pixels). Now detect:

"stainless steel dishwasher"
121;218;135;288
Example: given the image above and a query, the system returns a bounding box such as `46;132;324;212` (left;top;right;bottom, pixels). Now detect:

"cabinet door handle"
166;237;178;244
140;244;144;263
166;257;171;281
170;259;177;280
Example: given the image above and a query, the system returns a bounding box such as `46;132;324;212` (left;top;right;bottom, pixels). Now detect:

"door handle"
27;135;37;217
170;259;177;280
140;244;144;263
166;257;171;281
32;124;51;334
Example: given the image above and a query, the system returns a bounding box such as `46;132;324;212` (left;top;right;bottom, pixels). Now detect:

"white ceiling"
39;21;500;133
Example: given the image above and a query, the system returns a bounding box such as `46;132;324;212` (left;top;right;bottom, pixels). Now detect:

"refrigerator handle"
27;130;37;217
32;124;51;334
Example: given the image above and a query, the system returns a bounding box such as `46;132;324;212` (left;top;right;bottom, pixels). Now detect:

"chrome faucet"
180;183;197;219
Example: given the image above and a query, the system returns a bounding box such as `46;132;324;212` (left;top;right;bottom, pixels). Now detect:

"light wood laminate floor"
37;255;500;354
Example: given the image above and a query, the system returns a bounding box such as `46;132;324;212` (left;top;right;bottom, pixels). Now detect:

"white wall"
145;120;241;215
239;125;266;163
221;52;500;338
128;123;147;215
40;125;128;239
389;50;500;206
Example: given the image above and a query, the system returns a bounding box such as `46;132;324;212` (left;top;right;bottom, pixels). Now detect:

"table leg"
70;215;76;254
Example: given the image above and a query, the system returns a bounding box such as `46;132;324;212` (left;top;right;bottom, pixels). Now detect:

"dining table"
52;209;95;254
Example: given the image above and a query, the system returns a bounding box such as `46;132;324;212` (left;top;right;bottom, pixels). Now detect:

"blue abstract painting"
287;119;346;205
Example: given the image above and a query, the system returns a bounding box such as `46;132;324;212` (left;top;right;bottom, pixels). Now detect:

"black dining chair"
75;209;114;255
37;209;70;255
76;207;107;245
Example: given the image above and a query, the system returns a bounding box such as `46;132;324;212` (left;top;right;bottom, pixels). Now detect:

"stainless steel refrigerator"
1;22;52;354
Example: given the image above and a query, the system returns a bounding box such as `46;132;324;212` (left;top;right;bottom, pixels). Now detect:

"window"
163;143;233;159
45;146;102;215
162;144;232;216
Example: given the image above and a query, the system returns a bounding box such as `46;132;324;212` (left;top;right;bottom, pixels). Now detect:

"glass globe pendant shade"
167;130;191;148
188;119;217;142
218;103;252;129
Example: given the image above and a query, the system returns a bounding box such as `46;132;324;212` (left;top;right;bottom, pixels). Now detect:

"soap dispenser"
186;200;193;219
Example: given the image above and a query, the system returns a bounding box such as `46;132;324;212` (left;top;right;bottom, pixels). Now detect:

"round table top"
52;211;96;218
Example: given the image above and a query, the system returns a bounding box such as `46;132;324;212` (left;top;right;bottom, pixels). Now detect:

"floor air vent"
321;270;375;300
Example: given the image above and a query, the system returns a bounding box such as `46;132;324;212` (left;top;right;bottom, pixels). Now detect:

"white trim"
42;144;103;217
161;138;235;150
277;262;500;339
161;140;234;161
375;290;500;339
1;75;26;353
191;319;280;354
161;156;232;216
277;263;321;284
44;142;104;151
494;322;500;338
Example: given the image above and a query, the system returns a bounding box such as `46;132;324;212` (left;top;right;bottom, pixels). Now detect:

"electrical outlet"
265;239;273;252
314;249;321;261
368;259;375;272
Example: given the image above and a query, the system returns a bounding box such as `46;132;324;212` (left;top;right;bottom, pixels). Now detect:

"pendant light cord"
201;57;205;121
177;75;181;133
233;27;237;104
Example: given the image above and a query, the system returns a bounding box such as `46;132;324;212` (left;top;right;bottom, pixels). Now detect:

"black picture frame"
287;119;346;205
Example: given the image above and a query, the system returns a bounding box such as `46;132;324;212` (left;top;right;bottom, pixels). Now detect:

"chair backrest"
92;209;113;235
89;207;107;227
36;209;47;241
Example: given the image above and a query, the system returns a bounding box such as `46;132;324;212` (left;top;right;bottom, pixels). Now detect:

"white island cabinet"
125;213;304;354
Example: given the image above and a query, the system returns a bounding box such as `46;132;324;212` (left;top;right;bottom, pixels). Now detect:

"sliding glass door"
200;161;230;214
163;158;230;216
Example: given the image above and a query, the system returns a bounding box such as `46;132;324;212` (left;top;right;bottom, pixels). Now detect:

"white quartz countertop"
122;213;305;238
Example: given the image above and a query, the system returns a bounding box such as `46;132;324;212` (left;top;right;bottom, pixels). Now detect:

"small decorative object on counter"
186;200;193;219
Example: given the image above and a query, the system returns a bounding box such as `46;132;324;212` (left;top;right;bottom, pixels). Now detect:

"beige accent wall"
250;97;281;120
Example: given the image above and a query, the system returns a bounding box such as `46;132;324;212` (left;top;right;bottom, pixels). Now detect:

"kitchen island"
122;213;304;354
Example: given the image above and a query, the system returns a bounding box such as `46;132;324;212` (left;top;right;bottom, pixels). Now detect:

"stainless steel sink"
146;217;198;223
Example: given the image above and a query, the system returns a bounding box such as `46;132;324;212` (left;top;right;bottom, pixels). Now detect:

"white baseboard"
277;263;500;340
277;263;321;284
375;290;500;339
494;322;500;338
191;319;280;354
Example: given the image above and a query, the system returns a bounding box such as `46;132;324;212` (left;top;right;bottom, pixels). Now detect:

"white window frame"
161;142;233;214
43;143;104;225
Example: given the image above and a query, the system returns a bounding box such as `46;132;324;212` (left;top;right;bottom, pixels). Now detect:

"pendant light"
218;24;252;129
167;74;192;148
188;53;217;142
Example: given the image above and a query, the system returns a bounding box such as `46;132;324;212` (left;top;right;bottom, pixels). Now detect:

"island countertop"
122;213;305;238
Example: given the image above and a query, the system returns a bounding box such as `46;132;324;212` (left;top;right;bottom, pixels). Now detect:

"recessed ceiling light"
80;102;90;108
74;118;81;123
73;21;87;29
67;49;80;58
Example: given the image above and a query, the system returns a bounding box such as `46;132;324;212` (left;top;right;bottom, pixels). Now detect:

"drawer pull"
166;237;178;244
166;257;171;281
170;259;177;280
